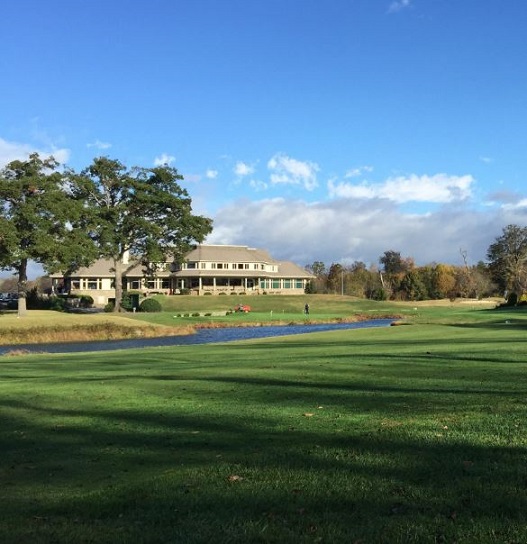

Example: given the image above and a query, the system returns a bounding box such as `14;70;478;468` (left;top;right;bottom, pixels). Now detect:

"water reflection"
0;319;393;355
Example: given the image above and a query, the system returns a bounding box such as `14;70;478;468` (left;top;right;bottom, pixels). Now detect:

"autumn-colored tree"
432;263;457;299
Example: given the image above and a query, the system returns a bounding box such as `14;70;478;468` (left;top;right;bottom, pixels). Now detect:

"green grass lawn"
1;303;527;543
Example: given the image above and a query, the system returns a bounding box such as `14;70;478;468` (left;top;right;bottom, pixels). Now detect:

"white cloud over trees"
153;153;176;166
0;137;70;168
267;153;319;191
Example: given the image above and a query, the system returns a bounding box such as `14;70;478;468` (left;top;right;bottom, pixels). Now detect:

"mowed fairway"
1;307;527;543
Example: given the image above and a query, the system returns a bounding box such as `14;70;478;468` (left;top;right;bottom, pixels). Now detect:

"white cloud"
501;199;527;211
267;153;319;191
345;165;373;178
249;179;268;191
153;153;176;166
0;137;70;168
206;169;218;179
479;156;493;164
388;0;411;13
87;139;112;150
234;161;255;177
328;173;474;203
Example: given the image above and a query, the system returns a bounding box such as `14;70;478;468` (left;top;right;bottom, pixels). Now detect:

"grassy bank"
126;295;498;328
0;296;500;345
1;304;527;543
0;311;190;346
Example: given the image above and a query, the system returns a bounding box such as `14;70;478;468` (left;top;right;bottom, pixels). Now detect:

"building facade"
51;245;314;307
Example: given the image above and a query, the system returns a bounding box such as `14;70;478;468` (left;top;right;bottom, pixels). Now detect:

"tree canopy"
72;157;213;311
0;153;96;315
487;224;527;297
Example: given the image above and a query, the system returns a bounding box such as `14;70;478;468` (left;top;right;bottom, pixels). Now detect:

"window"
161;279;171;289
86;278;102;290
296;279;304;288
186;261;197;269
272;279;280;289
71;280;81;289
283;279;292;288
127;279;142;290
145;279;157;289
216;263;223;269
201;263;206;269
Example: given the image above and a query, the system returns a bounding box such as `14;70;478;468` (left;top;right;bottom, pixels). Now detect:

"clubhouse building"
51;245;314;307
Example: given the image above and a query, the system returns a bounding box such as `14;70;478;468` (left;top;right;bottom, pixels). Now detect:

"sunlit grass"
0;310;188;345
1;307;527;543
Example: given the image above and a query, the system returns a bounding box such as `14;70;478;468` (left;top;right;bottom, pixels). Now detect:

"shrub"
80;295;94;308
26;287;41;309
179;288;191;295
139;298;162;313
372;288;388;301
120;293;135;311
50;296;67;312
104;302;115;312
507;292;519;306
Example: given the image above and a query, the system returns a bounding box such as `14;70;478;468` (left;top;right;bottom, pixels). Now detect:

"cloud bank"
207;196;511;268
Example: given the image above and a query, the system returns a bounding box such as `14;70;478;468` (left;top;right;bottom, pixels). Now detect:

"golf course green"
1;297;526;543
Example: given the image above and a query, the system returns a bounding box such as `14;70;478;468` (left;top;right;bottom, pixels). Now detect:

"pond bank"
0;319;395;356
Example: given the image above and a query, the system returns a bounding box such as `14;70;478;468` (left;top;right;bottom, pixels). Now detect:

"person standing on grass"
304;303;309;315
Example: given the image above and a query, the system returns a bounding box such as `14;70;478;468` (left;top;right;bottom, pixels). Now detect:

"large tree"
73;157;213;311
487;224;527;298
0;153;96;316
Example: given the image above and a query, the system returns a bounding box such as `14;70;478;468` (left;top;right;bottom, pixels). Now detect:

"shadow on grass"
2;377;527;543
2;325;527;543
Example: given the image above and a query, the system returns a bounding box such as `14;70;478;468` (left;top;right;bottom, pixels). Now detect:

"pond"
0;319;394;355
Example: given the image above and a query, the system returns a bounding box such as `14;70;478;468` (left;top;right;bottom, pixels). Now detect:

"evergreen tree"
0;153;96;316
72;157;213;311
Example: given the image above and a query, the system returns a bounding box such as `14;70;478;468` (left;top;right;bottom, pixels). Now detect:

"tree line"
0;153;212;315
306;225;527;303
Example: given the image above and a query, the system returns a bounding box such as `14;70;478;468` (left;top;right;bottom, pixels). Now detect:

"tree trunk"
114;257;123;312
17;259;28;317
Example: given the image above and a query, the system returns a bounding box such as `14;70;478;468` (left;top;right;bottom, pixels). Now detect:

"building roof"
50;245;313;279
275;260;313;279
50;258;171;278
185;245;277;264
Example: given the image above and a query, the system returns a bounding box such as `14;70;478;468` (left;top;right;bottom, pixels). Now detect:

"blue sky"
2;0;527;278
